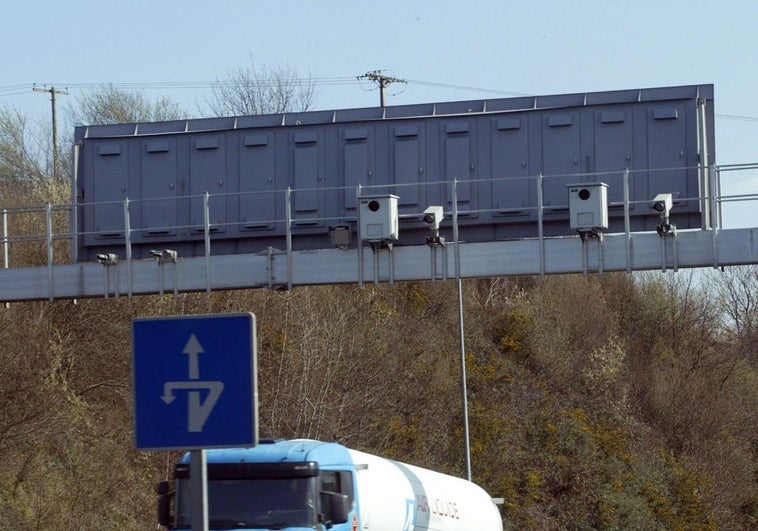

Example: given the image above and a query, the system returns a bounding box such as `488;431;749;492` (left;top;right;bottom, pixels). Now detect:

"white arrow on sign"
183;334;204;380
161;381;225;432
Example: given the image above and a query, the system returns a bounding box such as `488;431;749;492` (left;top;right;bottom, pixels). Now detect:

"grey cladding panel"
90;140;128;239
190;135;226;230
444;120;476;209
342;127;372;210
594;108;634;207
392;123;424;207
646;102;689;204
240;133;276;230
140;138;178;236
491;114;532;215
291;130;323;221
542;111;581;209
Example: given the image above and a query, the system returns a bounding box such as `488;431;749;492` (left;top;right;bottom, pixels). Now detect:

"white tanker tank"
157;438;503;530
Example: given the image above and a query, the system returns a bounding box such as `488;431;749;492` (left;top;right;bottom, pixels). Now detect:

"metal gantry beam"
1;227;758;303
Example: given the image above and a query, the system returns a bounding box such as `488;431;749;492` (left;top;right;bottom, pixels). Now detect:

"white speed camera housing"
568;182;608;231
359;194;399;242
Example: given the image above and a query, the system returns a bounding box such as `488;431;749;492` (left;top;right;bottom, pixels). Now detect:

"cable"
405;79;531;97
4;79;758;123
716;113;758;123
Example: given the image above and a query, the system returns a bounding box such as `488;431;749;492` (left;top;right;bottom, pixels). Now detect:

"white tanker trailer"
157;438;503;530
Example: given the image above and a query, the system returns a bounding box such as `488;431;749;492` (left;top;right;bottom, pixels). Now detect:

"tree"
67;84;185;126
0;105;46;183
205;54;316;116
712;265;758;367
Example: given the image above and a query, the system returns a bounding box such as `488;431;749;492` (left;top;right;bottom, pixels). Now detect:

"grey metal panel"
491;114;533;217
236;114;286;129
140;137;178;237
594;107;634;209
341;126;373;211
443;119;477;213
189;134;227;232
83;123;137;138
187;117;236;132
542;110;581;210
334;107;386;123
291;129;324;223
283;110;335;126
538;93;587;108
646;101;690;205
385;103;435;119
435;100;487;114
486;96;538;113
139;120;187;135
391;122;425;208
88;140;129;242
239;132;276;230
586;89;641;105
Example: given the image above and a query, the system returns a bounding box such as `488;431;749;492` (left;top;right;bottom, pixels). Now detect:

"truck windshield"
174;477;317;529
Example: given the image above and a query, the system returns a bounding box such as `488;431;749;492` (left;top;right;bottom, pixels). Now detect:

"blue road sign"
132;313;257;450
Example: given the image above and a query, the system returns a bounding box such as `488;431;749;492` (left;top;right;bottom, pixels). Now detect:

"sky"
2;0;757;228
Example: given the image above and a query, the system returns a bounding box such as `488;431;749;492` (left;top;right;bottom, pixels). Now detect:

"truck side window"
320;471;354;504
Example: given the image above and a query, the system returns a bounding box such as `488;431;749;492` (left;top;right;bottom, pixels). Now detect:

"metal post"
46;204;54;302
356;184;364;288
123;198;133;298
190;449;209;531
285;187;293;291
581;238;589;276
537;173;545;277
103;265;110;299
430;245;437;283
158;260;165;296
3;208;8;308
712;164;720;269
203;192;211;293
452;179;472;482
2;208;8;270
373;246;379;285
623;168;632;273
70;143;79;264
698;98;711;229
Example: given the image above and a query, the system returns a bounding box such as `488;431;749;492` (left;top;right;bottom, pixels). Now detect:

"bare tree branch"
206;54;317;116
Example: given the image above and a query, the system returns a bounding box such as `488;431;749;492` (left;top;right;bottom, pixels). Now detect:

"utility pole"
358;70;405;107
33;85;69;181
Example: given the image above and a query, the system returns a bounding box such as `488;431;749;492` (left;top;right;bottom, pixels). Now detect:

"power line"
716;113;758;123
405;78;531;97
4;80;758;123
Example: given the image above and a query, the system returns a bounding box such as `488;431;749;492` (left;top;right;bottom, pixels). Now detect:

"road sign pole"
190;449;208;531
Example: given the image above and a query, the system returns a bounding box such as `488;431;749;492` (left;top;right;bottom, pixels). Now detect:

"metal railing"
2;163;758;278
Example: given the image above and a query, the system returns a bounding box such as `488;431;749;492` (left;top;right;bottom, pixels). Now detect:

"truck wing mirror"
320;490;350;526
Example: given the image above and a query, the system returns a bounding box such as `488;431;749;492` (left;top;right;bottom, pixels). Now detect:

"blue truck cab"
158;439;354;530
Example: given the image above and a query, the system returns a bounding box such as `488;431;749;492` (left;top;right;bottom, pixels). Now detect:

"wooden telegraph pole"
358;70;405;107
33;85;69;181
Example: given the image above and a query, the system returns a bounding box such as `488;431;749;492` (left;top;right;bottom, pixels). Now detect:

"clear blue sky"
2;0;757;227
